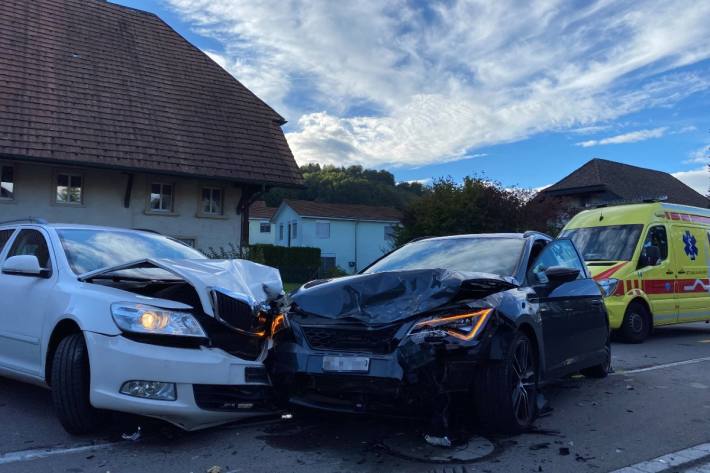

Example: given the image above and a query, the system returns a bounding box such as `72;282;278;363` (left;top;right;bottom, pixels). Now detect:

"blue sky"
115;0;709;193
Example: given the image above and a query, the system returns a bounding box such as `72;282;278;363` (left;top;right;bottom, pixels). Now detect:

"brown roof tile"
282;200;402;222
249;200;277;219
543;158;709;208
0;0;303;187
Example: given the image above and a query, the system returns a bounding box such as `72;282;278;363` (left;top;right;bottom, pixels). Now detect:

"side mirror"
2;255;49;278
638;245;661;269
544;266;580;286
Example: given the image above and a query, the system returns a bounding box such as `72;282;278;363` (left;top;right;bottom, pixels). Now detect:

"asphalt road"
1;323;709;473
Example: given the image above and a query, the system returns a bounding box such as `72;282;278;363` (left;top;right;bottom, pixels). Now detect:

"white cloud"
684;145;710;164
673;167;709;195
167;0;710;168
575;127;668;147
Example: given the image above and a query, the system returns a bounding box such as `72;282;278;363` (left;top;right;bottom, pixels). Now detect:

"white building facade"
270;200;401;274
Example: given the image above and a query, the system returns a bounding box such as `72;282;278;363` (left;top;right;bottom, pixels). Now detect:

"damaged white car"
0;220;285;434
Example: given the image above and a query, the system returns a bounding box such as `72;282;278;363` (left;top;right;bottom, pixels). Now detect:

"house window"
176;238;196;248
1;166;14;200
279;224;284;240
384;225;396;242
292;222;298;239
259;222;271;233
201;187;223;215
316;222;330;239
56;173;82;204
150;183;173;212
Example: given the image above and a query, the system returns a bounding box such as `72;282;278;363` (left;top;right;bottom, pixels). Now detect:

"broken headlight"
111;303;207;338
409;308;492;341
270;313;289;335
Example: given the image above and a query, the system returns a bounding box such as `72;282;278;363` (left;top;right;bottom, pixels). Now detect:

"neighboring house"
271;200;402;274
248;201;277;245
539;159;709;219
0;0;302;250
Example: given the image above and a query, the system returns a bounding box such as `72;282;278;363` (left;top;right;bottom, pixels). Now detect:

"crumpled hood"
80;258;283;316
291;269;518;324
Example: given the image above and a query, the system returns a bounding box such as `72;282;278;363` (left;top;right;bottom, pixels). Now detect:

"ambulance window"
639;226;667;268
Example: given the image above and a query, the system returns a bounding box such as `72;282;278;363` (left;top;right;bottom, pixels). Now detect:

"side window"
0;229;14;254
527;239;585;284
638;225;667;268
8;229;52;269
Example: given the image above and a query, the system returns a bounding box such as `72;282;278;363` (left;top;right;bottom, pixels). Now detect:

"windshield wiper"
85;274;180;283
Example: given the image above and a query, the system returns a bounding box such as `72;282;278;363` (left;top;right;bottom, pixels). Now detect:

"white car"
0;219;285;434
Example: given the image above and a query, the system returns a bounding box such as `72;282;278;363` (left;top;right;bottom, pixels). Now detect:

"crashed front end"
80;258;287;430
268;269;518;416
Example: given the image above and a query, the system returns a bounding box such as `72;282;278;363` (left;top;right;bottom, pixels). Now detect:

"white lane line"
0;442;116;465
613;356;710;375
612;443;710;472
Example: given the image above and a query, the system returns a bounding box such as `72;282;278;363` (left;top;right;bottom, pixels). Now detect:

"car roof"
0;221;161;235
412;232;551;242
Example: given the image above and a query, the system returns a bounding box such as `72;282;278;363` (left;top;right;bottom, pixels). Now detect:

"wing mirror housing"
544;266;580;286
2;255;50;278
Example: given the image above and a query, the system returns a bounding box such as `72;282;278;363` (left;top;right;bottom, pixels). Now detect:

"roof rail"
523;230;553;239
0;217;48;226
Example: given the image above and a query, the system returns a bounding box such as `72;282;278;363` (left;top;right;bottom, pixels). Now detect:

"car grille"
300;324;401;354
193;384;273;412
212;290;255;331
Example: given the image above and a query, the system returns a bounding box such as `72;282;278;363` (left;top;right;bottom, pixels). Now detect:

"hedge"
247;244;321;283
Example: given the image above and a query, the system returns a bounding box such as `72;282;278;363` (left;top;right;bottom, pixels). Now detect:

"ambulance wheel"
619;302;651;343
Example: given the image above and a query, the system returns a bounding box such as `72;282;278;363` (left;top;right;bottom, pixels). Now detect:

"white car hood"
79;258;283;317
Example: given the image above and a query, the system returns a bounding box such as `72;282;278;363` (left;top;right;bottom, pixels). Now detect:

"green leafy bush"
248;244;321;283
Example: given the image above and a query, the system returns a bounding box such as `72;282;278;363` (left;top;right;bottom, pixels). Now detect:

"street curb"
611;443;710;472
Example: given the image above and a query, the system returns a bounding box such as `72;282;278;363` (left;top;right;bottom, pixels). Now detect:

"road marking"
612;443;710;472
0;442;116;465
613;356;710;375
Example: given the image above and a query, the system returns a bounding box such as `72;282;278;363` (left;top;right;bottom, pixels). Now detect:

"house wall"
271;205;396;273
0;160;242;250
249;219;274;245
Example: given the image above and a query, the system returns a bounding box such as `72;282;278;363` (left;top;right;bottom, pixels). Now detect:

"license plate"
322;356;370;373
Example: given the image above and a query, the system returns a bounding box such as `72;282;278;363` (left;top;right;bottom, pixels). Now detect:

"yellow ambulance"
560;202;710;343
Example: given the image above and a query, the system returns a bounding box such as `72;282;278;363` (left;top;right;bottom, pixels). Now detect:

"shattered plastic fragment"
121;427;142;442
424;434;452;448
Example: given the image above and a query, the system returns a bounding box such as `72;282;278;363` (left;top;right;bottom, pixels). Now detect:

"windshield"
560;225;643;261
57;228;206;275
363;237;524;276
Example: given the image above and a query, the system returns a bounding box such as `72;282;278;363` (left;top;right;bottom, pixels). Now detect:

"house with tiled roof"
0;0;302;249
248;201;278;245
269;200;402;273
541;159;708;208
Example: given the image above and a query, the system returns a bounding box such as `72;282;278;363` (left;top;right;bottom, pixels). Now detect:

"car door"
527;239;606;376
670;224;710;322
637;224;677;324
0;228;56;377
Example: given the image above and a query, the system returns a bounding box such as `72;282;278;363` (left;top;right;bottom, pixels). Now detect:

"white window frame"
316;221;331;239
199;186;224;216
148;182;175;213
259;221;271;233
0;164;14;201
54;171;84;205
291;221;298;239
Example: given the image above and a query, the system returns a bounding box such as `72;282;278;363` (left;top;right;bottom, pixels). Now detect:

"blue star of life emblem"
683;230;698;261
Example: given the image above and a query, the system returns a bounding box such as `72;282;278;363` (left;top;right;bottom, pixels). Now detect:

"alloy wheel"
511;337;536;425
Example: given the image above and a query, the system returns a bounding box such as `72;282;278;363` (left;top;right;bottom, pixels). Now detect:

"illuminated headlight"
597;278;619;298
120;380;176;401
409;308;492;341
111;303;206;338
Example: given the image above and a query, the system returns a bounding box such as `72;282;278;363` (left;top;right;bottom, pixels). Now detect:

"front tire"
51;333;106;434
619;302;651;343
473;331;538;433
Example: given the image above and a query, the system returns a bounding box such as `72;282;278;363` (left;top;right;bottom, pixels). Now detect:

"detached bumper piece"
193;384;276;412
